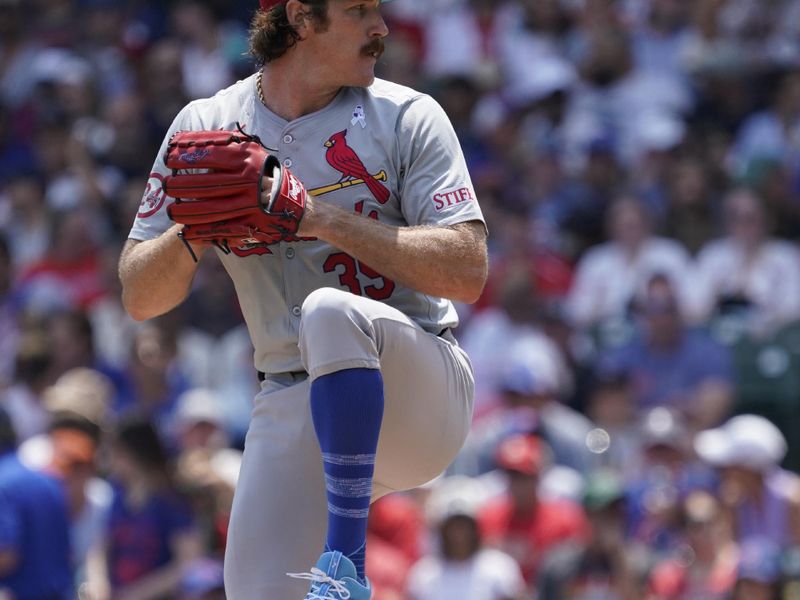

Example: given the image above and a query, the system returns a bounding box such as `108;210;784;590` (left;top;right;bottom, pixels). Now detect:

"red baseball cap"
496;434;545;476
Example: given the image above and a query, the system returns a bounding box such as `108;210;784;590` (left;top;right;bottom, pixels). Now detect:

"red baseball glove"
163;125;306;261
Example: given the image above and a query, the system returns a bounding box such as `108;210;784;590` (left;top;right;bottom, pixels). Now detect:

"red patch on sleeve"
137;172;167;218
431;186;475;213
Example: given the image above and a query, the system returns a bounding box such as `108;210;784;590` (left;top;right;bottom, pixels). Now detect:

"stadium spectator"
50;417;109;576
407;475;526;600
565;196;691;329
0;405;73;600
174;255;256;442
539;469;644;600
694;414;800;549
16;207;106;312
116;321;191;443
0;173;50;271
1;322;53;441
88;242;138;371
453;333;590;476
16;367;115;595
478;434;591;590
419;0;510;82
662;156;721;256
86;416;202;600
582;372;641;476
730;69;800;181
646;490;738;600
598;273;733;428
690;188;800;335
460;269;569;416
170;0;242;101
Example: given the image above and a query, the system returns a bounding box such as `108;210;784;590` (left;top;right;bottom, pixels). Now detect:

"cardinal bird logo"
324;130;390;204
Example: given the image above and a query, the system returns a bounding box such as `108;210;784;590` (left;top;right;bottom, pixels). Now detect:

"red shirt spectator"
478;434;591;584
16;208;105;311
479;495;591;584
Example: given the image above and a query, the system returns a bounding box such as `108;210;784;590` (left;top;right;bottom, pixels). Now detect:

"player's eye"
349;4;367;15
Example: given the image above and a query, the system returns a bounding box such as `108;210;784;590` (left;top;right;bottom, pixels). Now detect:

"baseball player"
118;0;488;598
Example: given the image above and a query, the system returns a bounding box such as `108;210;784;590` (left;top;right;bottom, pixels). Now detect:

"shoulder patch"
138;172;167;218
431;186;475;213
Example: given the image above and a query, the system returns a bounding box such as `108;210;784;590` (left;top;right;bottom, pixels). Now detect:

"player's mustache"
362;39;384;59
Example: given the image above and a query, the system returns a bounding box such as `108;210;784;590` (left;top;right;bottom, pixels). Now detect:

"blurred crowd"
1;0;800;598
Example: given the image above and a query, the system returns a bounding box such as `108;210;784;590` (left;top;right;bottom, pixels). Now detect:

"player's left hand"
163;125;307;260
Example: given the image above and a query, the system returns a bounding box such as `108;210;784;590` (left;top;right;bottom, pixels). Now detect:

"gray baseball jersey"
130;73;485;375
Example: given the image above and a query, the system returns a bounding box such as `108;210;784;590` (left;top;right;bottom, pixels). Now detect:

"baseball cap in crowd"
500;363;553;397
174;388;224;431
640;406;688;451
424;475;489;526
43;367;113;427
498;337;562;397
496;433;546;476
694;414;787;472
259;0;394;9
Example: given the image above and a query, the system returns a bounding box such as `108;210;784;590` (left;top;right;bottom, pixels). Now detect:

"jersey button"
285;247;295;259
291;305;301;317
283;158;293;168
283;134;293;144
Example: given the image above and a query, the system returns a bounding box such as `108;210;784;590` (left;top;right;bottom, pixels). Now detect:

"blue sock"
310;368;383;582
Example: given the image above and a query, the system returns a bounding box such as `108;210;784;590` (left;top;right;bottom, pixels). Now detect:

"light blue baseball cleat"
288;551;372;600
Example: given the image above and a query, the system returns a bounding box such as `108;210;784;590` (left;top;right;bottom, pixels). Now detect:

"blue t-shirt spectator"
107;484;194;589
599;328;732;410
0;452;73;600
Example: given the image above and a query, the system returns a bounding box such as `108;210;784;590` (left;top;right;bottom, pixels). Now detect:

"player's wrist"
296;195;324;238
167;223;209;260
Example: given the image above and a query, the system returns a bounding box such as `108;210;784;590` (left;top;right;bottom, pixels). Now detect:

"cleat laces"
287;567;352;600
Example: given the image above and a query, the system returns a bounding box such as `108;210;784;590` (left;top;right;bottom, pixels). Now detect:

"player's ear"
285;0;311;38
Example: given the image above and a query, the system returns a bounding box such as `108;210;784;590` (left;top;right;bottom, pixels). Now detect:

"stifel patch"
431;186;475;213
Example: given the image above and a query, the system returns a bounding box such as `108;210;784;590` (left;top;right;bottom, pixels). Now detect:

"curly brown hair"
249;1;330;65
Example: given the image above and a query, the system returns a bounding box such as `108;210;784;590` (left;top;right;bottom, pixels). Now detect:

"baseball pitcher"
119;0;488;598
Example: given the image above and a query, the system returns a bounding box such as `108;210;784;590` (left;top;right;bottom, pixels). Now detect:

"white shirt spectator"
566;237;691;328
688;188;800;333
421;3;515;80
690;238;800;332
407;547;526;600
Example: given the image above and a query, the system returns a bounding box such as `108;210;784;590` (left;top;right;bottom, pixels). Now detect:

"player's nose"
368;8;388;38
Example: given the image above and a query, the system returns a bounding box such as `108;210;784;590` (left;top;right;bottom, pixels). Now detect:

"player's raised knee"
299;288;370;340
300;287;354;320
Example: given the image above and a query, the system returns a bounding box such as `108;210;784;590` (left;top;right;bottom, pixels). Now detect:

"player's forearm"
118;225;205;321
302;202;488;303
